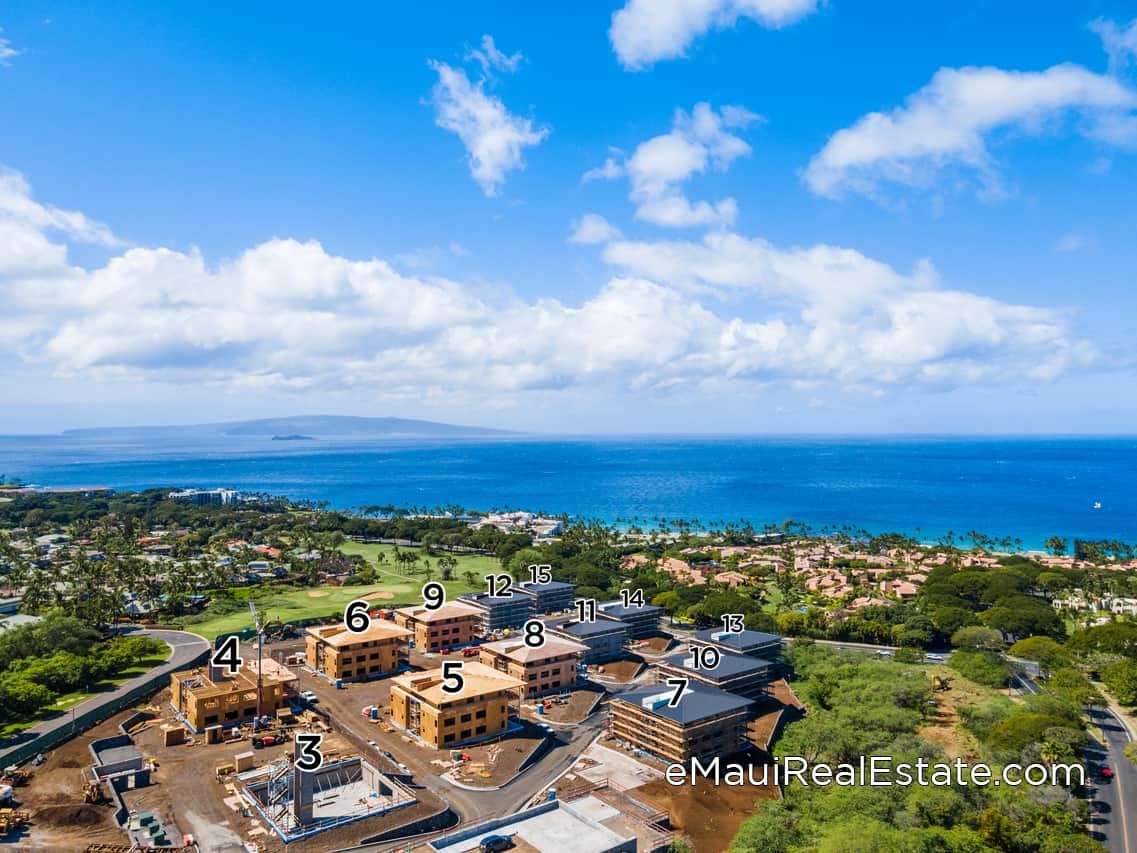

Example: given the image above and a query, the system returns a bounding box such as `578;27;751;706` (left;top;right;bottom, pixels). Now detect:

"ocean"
1;434;1134;549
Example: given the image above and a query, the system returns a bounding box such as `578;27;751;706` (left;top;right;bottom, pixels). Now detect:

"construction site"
5;685;450;853
239;754;417;842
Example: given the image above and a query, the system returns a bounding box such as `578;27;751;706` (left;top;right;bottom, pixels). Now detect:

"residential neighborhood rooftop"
661;649;772;679
306;620;411;647
389;660;523;706
617;681;754;725
693;627;783;651
549;617;626;638
394;601;484;622
481;636;589;663
597;600;665;619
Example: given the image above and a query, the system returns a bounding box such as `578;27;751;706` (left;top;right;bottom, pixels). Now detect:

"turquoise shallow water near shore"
1;434;1134;549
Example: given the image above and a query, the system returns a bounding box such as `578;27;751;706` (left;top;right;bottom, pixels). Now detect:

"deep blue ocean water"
1;434;1135;549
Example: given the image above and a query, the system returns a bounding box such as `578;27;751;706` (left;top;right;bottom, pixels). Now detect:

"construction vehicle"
0;768;31;787
0;807;30;837
932;675;951;692
83;779;109;805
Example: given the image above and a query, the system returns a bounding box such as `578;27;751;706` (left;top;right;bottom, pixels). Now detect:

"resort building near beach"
597;600;664;639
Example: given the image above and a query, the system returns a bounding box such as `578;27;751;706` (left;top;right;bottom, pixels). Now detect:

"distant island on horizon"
60;414;515;440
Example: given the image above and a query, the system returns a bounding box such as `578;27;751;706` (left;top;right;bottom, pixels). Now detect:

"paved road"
1085;706;1135;853
0;628;209;767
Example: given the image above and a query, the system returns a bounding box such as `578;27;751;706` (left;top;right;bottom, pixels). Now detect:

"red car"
1099;765;1113;779
462;646;482;657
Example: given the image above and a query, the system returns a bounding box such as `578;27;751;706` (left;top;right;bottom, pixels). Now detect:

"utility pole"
249;602;265;726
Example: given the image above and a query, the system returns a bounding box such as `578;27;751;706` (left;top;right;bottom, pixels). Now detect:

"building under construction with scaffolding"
169;658;297;732
239;754;416;842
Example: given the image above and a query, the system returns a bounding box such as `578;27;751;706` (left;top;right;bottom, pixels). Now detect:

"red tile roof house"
713;570;750;588
660;557;706;586
880;580;919;599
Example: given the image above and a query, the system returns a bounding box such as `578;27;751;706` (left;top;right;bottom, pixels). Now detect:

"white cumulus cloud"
609;0;820;70
0;168;1096;402
586;103;759;228
0;169;121;248
569;214;623;245
427;41;548;197
804;64;1137;201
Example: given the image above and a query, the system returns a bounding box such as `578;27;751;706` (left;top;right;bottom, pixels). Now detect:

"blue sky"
1;1;1136;434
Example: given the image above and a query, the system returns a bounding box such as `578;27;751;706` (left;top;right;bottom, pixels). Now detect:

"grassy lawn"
761;581;785;613
183;575;488;641
177;543;498;640
0;648;172;739
338;541;503;578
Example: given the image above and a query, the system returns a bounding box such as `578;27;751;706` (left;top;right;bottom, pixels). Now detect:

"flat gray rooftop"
95;744;141;765
429;799;632;852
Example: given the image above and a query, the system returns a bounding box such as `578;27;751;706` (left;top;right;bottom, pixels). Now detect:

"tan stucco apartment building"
305;620;411;682
388;661;523;748
393;601;483;652
478;636;587;698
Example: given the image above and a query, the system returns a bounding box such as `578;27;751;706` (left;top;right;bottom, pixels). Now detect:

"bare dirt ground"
9;679;449;853
767;678;804;709
746;705;785;751
447;730;546;788
593;657;645;682
915;665;993;760
633;763;780;853
520;686;604;724
563;736;779;852
10;709;139;851
635;634;676;655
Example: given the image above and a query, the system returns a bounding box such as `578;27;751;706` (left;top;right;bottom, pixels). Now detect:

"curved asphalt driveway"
0;628;209;768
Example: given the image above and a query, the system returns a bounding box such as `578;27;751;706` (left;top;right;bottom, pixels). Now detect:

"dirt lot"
9;678;449;853
633;761;780;853
6;717;127;851
767;678;804;709
592;656;645;682
520;686;604;724
915;665;997;760
447;729;546;788
633;634;676;655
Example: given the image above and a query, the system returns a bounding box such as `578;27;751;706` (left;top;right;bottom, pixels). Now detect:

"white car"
299;690;319;704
